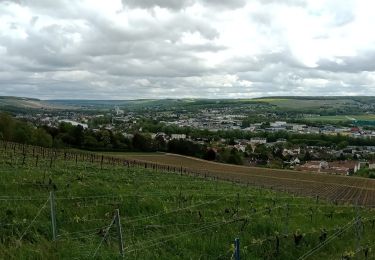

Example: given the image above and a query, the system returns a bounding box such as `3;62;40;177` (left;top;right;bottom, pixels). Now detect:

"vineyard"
101;152;375;207
0;141;374;259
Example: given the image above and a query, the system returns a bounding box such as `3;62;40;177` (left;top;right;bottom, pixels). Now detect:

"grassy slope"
305;114;375;122
0;96;69;110
1;96;373;115
97;151;375;206
0;146;375;259
254;97;357;109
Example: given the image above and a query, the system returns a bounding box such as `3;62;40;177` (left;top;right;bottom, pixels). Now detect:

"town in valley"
3;96;375;178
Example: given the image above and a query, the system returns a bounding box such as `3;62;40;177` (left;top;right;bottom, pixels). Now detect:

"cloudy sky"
0;0;375;99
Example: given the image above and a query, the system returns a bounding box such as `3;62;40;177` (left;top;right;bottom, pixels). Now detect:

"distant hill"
253;96;375;111
47;98;264;110
1;96;374;114
0;96;69;111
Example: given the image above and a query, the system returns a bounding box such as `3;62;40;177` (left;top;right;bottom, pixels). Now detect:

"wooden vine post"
234;238;240;260
50;191;57;241
115;209;125;258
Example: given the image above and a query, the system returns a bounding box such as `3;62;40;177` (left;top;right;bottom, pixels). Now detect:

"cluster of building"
244;121;375;139
20;107;375;141
164;111;375;139
297;160;375;176
164;109;245;131
15;108;375;177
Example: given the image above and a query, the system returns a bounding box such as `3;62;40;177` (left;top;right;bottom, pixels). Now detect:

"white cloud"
134;79;151;87
0;0;374;99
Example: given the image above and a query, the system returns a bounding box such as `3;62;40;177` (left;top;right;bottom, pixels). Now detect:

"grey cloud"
123;0;194;10
331;11;354;27
317;51;375;73
2;25;86;70
12;0;87;20
323;0;356;27
251;11;273;26
222;50;305;74
30;16;38;26
200;0;246;9
122;0;246;10
101;52;212;78
0;1;220;78
0;0;374;99
260;0;307;7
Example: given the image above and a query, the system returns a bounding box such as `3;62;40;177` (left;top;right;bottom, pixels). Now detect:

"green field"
305;114;375;122
1;144;375;259
0;96;68;110
254;98;357;109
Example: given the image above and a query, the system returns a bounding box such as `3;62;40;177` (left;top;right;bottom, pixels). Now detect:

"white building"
122;133;134;139
114;106;124;116
243;126;256;132
292;124;306;131
171;134;186;140
270;121;287;127
250;137;267;145
234;144;246;152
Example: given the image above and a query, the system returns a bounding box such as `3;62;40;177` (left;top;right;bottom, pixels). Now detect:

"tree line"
2;112;374;168
138;118;375;147
0;113;212;159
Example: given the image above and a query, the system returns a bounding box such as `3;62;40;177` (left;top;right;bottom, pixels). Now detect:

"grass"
254;98;356;109
304;114;375;122
0;144;375;259
97;152;375;207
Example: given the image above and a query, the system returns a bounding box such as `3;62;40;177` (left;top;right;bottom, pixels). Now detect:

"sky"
0;0;375;99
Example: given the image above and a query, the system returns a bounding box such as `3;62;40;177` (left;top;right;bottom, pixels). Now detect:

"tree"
111;132;130;150
227;149;243;165
303;150;312;161
0;113;14;140
99;130;112;149
33;128;52;147
167;139;203;157
204;148;217;161
83;135;99;148
254;144;269;160
133;133;153;152
72;125;84;146
337;141;349;150
154;135;167;151
13;122;33;144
